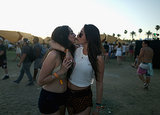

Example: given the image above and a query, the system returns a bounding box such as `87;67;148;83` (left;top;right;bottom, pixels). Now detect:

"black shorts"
38;88;67;114
0;60;7;69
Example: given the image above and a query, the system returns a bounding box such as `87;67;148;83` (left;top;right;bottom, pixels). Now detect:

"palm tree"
124;30;127;34
155;25;160;33
138;28;143;39
124;30;127;40
117;34;121;38
130;31;136;40
146;30;152;38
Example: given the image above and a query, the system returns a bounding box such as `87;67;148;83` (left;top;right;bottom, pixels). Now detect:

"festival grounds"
0;51;160;115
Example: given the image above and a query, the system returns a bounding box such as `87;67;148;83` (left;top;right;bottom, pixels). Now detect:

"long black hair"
84;24;102;80
51;25;75;78
51;25;75;59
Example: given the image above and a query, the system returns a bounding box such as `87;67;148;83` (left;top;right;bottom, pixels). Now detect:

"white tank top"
69;47;94;87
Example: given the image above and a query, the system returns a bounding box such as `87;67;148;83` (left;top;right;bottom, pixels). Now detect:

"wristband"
96;103;101;106
96;103;104;110
53;72;59;78
64;49;69;53
53;72;63;85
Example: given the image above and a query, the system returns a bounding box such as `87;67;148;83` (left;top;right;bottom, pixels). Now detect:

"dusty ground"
0;51;160;115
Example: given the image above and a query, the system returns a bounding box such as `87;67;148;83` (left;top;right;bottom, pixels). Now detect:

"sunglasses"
78;32;83;38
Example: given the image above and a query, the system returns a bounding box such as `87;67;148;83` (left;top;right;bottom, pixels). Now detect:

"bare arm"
37;51;72;86
96;56;104;104
49;40;66;52
49;40;74;61
138;48;144;64
17;53;26;67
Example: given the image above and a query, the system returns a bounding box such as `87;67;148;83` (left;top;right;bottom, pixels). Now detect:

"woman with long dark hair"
50;24;104;115
37;25;75;115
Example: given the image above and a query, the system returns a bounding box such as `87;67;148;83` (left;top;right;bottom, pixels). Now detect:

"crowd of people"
0;24;154;115
102;40;135;65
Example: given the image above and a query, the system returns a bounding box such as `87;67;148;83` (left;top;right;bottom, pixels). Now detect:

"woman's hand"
59;58;73;74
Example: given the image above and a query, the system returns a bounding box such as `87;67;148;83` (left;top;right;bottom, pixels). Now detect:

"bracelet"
96;103;104;110
64;49;69;53
96;103;101;106
53;72;63;85
53;72;59;78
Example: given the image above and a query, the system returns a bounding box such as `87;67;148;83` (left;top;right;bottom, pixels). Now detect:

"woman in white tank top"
50;24;105;115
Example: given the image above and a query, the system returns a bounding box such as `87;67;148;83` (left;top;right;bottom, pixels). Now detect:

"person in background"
38;25;75;115
0;36;10;80
13;42;21;61
125;44;129;57
115;42;122;65
103;41;109;62
122;43;126;61
13;38;33;86
137;40;154;89
129;43;134;60
131;55;139;69
32;37;43;81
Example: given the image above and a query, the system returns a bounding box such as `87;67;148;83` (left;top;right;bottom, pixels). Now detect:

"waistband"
67;86;91;97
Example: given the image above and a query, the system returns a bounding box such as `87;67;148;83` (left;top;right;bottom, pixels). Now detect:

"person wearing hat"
0;36;10;80
13;38;33;86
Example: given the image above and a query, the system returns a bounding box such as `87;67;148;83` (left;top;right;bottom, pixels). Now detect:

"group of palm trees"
113;25;160;40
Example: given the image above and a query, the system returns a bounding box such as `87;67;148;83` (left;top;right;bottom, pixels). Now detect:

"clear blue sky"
0;0;160;39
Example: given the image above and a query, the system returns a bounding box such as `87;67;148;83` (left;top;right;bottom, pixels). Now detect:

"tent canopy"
100;34;117;43
0;30;21;43
0;30;44;44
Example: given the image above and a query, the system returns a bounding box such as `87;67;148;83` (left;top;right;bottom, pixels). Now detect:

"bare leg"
33;69;38;81
117;56;121;65
59;105;66;115
13;54;18;61
4;68;8;74
138;74;145;83
74;107;91;115
17;54;21;60
146;76;150;84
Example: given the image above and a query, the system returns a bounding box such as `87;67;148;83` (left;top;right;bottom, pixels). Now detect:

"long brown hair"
84;24;102;81
42;26;75;78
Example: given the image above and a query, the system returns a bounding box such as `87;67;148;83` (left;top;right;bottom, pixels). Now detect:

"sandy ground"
0;51;160;115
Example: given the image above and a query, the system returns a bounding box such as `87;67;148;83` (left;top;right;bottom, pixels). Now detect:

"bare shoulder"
44;50;59;62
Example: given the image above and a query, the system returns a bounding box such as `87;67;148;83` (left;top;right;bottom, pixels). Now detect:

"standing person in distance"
137;40;154;89
13;38;33;86
0;36;10;80
32;37;43;81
